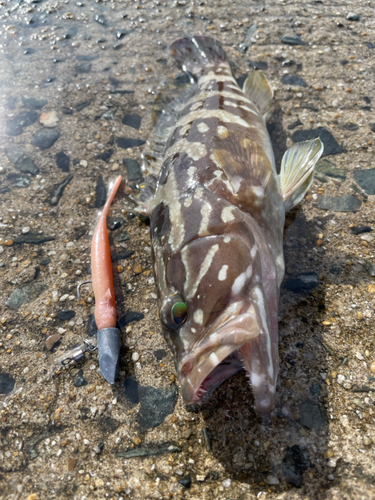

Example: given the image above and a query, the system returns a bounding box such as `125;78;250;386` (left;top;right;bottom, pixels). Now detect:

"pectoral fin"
243;70;273;119
280;138;324;212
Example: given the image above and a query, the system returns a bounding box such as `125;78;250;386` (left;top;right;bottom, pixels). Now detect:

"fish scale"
140;36;323;415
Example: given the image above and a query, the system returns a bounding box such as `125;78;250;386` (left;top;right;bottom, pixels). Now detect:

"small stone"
133;263;142;274
115;444;181;459
344;122;359;131
364;437;372;446
299;400;327;429
6;111;37;136
196;475;206;482
137;384;178;429
47;173;74;206
337;374;346;385
56;152;70;172
75;62;92;74
282;445;312;488
6;281;48;310
124;377;139;404
31;129;60;149
79;160;88;167
283;272;319;293
248;60;268;70
315;159;346;182
122;114;142;130
287;119;302;130
6;147;24;164
222;479;231;488
292;127;344;157
57;310;76;321
46;334;62;351
281;75;308;87
179;475;191;488
59;294;69;302
346;12;360;21
132;352;140;362
22;96;48;110
123;158;142;182
280;35;306;45
40;111;59;128
14;234;55;244
266;475;280;485
351;226;372;235
353;169;375;195
316;195;362;213
74;369;88;387
17;157;39;176
154;349;167;361
95;149;113;162
118;311;144;328
68;458;77;471
76;101;91;112
0;373;16;394
22;227;30;234
116;138;146;149
370;361;375;374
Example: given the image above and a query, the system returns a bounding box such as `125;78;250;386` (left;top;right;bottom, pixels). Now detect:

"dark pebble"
282;445;312;488
154;349;167;361
365;42;375;49
95;149;113;162
310;383;321;398
95;175;107;208
315;159;346;182
137;384;178;429
287;119;302;130
107;218;123;231
281;59;296;67
329;265;341;275
75;62;92;74
248;60;268;70
283;272;319;293
112;249;134;262
113;43;123;50
118;311;144;328
6;96;17;110
299;399;327;429
351;226;372;235
280;35;306;45
124;377;139;404
123;158;142;182
291;127;344;156
31;129;60;149
76;100;91;112
23;48;35;55
101;109;117;120
74;369;88;387
281;75;308;87
57;310;76;321
6;110;38;136
6;281;48;310
115;232;130;242
179;475;191;488
56;151;70;172
364;261;375;277
370;123;375;133
62;107;73;115
353;168;375;195
22;96;47;110
74;227;87;240
10;176;31;188
94;13;106;25
40;258;51;266
14;233;56;244
115;444;181;459
117;138;146;149
122;114;142;130
17;157;39;176
346;12;360;21
116;29;133;39
76;54;98;61
87;314;98;337
316;194;362;212
0;373;16;395
5;147;24;164
344;123;359;131
47;173;74;206
340;60;349;66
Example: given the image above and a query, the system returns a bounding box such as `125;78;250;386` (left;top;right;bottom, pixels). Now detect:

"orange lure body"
91;176;122;331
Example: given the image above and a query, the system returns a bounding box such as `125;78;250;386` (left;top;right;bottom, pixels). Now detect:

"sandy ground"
0;0;375;499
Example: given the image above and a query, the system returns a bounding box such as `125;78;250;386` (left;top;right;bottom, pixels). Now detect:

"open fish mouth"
180;311;260;404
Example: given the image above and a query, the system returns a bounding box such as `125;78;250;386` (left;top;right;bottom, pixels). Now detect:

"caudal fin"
170;36;228;76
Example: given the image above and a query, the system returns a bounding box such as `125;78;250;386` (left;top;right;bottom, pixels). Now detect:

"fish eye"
160;295;188;330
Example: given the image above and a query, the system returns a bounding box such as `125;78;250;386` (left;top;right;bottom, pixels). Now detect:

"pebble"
6;111;37;136
346;12;360;21
222;479;231;488
178;475;191;488
115;444;181;459
281;75;308;87
6;147;24;164
74;369;88;387
132;352;140;362
248;60;268;70
6;281;47;310
75;62;92;73
316;195;362;213
14;233;55;244
292;127;343;157
22;96;47;110
76;101;91;112
40;111;59;128
337;374;346;385
122;114;142;130
116;137;146;149
17;157;39;176
370;361;375;374
95;175;107;208
31;129;60;149
46;334;62;351
47;173;74;206
133;263;143;274
22;226;30;234
315;159;346;182
137;384;178;429
59;294;69;302
0;373;16;395
364;437;372;446
68;458;77;471
124;376;139;404
95;149;113;162
280;35;306;45
283;272;319;293
266;475;280;485
79;160;88;167
57;310;76;321
123;158;142;182
299;400;327;430
56;152;70;172
118;311;144;328
351;226;372;235
353;169;375;195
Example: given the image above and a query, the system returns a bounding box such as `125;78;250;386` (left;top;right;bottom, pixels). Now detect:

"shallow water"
1;1;375;499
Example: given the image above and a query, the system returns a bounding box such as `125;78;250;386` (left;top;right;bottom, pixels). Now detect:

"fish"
139;36;323;414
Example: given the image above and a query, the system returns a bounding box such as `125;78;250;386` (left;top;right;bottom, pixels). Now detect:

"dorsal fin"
212;130;272;194
243;71;273;119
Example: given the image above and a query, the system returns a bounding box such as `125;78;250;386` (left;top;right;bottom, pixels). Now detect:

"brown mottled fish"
139;36;323;414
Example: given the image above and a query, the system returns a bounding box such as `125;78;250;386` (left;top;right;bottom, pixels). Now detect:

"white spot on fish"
197;122;209;133
193;309;204;325
186;244;219;299
176;109;252;130
251;186;265;197
191;327;196;333
199;202;211;236
250;371;265;388
224;236;231;243
224;100;238;108
184;195;193;208
231;264;252;295
165;140;207;162
253;286;273;379
209;351;220;365
218;265;228;281
217;125;228;138
251;244;258;259
221;206;236;223
190;101;203;111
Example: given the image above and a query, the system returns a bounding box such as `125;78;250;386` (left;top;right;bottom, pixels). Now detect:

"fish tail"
170;36;228;76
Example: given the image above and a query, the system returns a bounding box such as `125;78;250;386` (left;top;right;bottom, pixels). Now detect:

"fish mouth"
180;306;260;404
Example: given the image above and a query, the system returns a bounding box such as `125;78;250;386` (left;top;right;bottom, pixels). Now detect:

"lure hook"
77;280;92;302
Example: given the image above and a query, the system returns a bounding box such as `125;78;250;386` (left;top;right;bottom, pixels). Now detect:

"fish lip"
179;312;260;404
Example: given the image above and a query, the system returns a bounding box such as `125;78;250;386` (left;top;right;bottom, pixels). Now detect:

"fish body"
142;36;323;414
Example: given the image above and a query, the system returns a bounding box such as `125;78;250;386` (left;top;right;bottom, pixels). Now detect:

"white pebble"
59;294;69;302
57;327;66;334
80;160;88;167
356;352;364;361
132;352;139;362
0;246;4;254
56;449;62;457
76;270;82;275
222;479;231;488
337;374;345;385
22;227;30;234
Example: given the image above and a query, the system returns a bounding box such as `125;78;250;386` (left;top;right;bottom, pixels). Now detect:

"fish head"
151;204;277;414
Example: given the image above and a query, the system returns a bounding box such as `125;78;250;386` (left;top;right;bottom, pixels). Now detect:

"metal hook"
77;280;92;302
